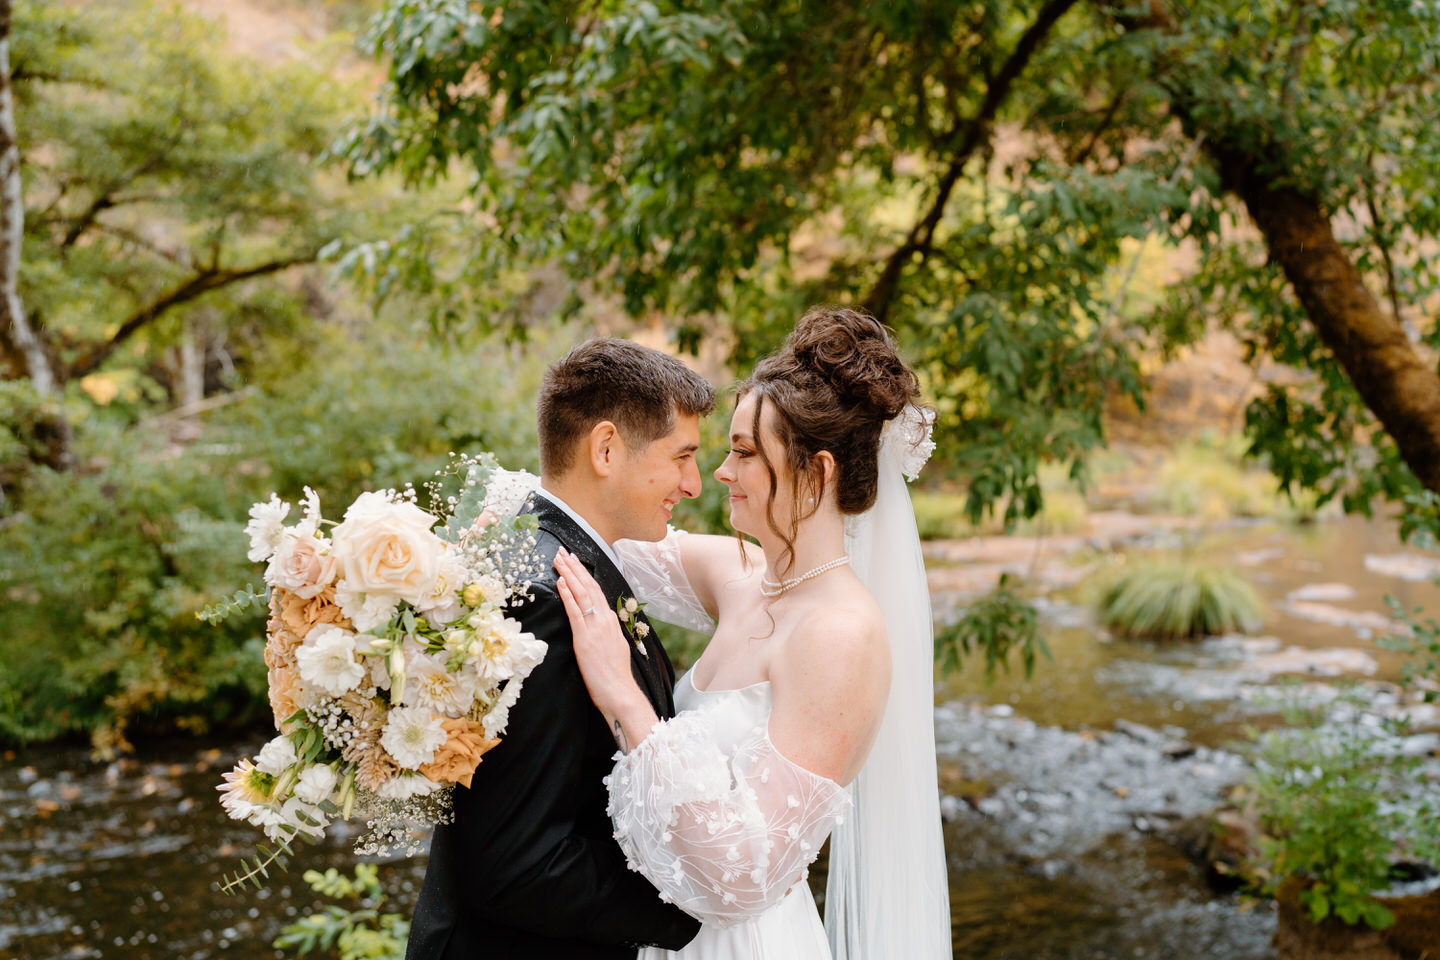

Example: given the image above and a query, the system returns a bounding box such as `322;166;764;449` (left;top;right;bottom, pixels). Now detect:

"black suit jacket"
406;493;701;960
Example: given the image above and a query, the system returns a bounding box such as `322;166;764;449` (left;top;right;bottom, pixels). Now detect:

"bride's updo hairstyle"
739;305;921;575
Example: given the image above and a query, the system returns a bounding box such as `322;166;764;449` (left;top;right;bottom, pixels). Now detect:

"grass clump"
1096;558;1263;639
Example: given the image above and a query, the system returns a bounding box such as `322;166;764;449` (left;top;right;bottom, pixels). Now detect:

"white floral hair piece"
883;405;936;483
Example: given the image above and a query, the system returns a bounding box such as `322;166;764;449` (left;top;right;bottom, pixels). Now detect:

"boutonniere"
615;595;650;658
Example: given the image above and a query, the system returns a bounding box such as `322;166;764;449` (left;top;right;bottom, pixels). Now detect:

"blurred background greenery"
3;0;1439;768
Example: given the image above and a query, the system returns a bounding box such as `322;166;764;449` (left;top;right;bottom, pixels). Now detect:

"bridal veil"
826;405;951;959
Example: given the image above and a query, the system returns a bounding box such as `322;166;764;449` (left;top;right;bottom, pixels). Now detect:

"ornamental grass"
1097;559;1264;640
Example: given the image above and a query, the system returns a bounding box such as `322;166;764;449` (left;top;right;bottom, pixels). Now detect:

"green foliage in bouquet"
1096;558;1263;640
1243;690;1440;930
275;865;407;960
0;333;546;751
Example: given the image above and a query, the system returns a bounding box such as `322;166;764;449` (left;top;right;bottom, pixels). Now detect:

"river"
2;514;1435;959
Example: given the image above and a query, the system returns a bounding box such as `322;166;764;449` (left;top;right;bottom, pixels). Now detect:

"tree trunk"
0;0;71;471
1112;3;1440;495
175;318;204;409
1216;150;1440;493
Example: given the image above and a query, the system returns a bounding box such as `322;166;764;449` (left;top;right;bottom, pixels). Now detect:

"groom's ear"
587;420;621;478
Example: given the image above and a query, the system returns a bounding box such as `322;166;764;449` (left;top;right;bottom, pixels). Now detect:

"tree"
342;0;1440;522
1;0;365;476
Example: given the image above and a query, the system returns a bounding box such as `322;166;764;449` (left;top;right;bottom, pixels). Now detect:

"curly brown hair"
738;306;922;575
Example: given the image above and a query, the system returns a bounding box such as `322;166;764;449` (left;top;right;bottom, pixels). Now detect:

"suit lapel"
522;493;679;718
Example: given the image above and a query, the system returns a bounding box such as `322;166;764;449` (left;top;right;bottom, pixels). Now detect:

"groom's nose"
679;458;702;499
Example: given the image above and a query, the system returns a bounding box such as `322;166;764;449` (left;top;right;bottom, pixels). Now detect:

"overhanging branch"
66;254;316;381
861;0;1081;323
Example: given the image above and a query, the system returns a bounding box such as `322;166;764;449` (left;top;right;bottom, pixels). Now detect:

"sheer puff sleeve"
604;688;851;924
614;527;716;634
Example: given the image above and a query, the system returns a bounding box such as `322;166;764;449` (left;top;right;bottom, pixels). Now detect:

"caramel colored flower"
278;584;352;639
418;718;500;789
264;617;303;669
267;662;304;732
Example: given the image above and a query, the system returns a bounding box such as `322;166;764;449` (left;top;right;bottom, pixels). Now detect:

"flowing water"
2;514;1435;959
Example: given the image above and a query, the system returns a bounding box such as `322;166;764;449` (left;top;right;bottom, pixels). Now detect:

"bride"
553;306;952;959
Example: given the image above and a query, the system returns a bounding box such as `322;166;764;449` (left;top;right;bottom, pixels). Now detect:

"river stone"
1364;553;1440;582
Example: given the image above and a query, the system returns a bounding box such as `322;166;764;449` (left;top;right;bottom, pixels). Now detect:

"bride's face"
714;393;795;539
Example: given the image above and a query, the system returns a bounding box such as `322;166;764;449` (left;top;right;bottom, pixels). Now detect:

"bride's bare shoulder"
775;590;890;690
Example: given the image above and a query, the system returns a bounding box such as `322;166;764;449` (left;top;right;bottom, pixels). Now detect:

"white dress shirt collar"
534;485;623;571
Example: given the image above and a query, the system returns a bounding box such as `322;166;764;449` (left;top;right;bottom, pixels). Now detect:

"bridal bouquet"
204;456;547;893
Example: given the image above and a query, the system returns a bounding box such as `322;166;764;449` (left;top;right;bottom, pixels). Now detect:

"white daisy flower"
244;494;291;562
296;626;367;697
403;652;479;718
216;758;272;820
469;612;547;684
295;486;323;539
380;706;447;769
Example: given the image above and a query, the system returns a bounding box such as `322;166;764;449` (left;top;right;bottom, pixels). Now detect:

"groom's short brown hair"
538;338;715;475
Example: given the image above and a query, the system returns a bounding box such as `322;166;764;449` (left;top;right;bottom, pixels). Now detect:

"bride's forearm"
601;694;659;754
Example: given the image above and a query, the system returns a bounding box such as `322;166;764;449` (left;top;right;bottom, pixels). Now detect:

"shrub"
275;864;407;960
0;331;546;750
1245;691;1439;930
1154;433;1326;522
935;573;1050;679
1096;558;1263;639
914;484;1090;540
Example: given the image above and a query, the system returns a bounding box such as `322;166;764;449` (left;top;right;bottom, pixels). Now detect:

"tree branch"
66;254;316;381
861;0;1081;322
60;146;175;249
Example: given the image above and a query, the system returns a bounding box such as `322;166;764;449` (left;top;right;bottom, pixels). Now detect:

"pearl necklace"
760;555;851;597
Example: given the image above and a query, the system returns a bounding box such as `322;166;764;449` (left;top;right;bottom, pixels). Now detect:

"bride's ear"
587;421;620;477
805;451;836;507
814;451;836;487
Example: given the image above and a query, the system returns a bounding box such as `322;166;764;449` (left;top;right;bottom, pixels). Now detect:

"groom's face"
608;411;703;541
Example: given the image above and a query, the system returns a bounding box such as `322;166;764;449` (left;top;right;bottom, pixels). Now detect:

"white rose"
330;492;444;606
293;764;338;805
265;531;339;599
253;735;299;776
275;795;328;842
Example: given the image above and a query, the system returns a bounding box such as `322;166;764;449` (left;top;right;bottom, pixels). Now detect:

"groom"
406;338;713;959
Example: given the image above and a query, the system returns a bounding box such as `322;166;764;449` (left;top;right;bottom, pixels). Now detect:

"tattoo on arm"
611;717;630;754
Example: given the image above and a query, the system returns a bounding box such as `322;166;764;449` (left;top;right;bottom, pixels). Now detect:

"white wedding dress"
609;533;847;960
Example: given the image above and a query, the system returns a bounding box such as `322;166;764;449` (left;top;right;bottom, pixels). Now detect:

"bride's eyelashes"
728;447;753;458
